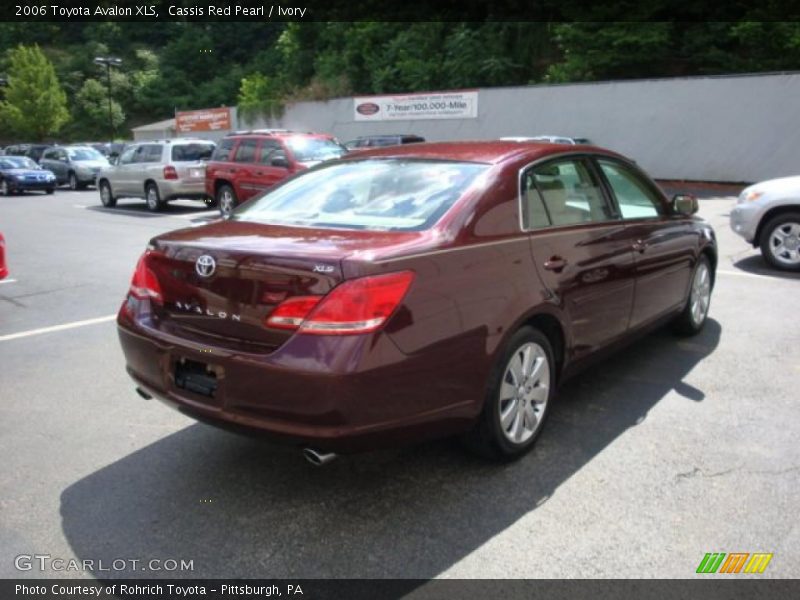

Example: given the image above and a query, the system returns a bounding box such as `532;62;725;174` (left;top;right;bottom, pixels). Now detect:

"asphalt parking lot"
0;186;798;581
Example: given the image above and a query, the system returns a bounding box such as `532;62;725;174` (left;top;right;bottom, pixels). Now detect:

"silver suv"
97;139;216;211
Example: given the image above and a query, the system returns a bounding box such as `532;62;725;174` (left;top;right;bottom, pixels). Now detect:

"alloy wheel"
69;173;78;191
768;221;800;267
1;180;8;196
498;342;550;444
690;262;711;327
219;190;234;216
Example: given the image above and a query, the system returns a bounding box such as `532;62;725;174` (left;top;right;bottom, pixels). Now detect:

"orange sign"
175;107;232;133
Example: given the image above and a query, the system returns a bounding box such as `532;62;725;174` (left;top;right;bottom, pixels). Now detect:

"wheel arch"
754;204;800;246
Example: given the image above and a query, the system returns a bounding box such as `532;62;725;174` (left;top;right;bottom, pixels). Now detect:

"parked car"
343;134;426;150
2;144;31;157
117;141;716;463
501;136;592;145
97;138;216;211
24;144;52;164
0;156;57;195
0;232;7;280
205;130;347;216
39;145;109;190
730;175;800;271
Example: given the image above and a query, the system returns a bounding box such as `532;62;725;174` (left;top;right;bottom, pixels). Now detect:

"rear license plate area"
175;358;218;399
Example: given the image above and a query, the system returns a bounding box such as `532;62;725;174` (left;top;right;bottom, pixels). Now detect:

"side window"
258;140;282;164
233;139;258;163
598;160;663;219
522;159;615;229
43;149;56;160
146;145;164;162
136;144;161;163
119;147;137;165
212;138;234;161
58;150;68;161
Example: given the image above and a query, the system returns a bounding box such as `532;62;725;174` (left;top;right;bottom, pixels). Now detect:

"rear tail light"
129;251;163;304
163;165;179;180
266;296;322;330
265;271;414;335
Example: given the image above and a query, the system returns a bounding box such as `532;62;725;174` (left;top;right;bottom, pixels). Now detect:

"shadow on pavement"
60;320;721;580
732;255;800;281
85;202;215;219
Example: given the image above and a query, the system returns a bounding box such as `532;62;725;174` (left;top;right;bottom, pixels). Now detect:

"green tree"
74;78;125;139
0;44;69;140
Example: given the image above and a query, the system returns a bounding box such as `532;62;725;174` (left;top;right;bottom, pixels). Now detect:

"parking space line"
0;278;18;285
717;269;797;281
0;314;116;342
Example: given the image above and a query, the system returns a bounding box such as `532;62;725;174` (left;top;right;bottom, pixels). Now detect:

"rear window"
233;159;488;232
172;143;215;162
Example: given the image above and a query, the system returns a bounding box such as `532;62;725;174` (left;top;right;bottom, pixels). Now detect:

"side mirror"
672;194;698;216
271;155;290;169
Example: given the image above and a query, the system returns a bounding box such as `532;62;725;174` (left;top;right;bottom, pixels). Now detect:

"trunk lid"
147;220;425;353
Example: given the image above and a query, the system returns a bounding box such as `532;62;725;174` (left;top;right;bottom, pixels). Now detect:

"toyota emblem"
195;255;216;278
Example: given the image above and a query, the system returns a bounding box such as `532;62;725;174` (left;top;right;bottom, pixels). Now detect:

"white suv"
731;176;800;271
97;139;216;212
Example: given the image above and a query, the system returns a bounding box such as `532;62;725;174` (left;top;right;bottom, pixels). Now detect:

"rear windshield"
172;143;215;161
285;137;346;163
233;159;488;232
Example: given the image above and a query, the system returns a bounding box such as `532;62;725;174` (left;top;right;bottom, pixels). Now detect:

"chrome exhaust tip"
135;387;153;400
302;447;337;467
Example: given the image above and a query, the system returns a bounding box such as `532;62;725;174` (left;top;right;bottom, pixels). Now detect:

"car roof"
344;140;617;165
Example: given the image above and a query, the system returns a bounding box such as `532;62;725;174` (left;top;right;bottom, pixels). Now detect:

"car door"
229;138;260;201
595;158;695;329
253;139;290;192
50;149;69;183
522;157;636;360
39;149;57;179
112;145;141;196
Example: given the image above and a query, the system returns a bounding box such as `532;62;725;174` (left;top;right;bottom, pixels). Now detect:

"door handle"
543;256;568;272
632;239;648;253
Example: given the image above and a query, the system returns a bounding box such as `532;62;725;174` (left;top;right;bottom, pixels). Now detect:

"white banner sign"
353;91;479;121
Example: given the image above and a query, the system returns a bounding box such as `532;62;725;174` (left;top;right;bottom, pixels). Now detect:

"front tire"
464;326;555;460
0;179;10;196
145;182;163;212
68;172;78;191
673;255;712;336
99;180;116;207
216;184;238;217
46;187;55;195
759;212;800;272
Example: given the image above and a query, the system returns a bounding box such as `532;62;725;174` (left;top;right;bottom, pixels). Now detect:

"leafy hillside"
1;21;799;141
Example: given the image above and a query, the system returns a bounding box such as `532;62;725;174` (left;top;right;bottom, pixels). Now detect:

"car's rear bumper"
117;310;482;453
160;180;208;200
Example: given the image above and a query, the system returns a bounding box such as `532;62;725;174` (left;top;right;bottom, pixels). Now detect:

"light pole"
93;57;122;143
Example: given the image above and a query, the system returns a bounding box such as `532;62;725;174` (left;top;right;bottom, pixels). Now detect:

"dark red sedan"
118;141;716;464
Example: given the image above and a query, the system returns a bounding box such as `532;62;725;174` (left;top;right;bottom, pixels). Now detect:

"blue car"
0;156;57;195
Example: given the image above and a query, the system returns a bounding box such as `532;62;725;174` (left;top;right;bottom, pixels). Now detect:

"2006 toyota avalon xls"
117;141;716;464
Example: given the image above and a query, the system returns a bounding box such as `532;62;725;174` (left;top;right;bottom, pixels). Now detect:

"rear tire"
216;184;238;217
759;212;800;272
99;180;116;207
46;187;55;195
463;326;555;460
145;182;163;212
673;255;712;336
